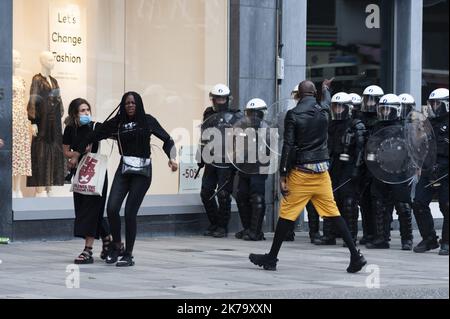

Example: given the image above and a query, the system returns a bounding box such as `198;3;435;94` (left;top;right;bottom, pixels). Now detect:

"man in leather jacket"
249;79;367;273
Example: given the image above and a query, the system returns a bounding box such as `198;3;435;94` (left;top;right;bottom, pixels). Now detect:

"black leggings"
107;164;152;254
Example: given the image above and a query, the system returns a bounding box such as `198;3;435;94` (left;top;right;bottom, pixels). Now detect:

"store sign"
178;145;202;194
49;1;86;99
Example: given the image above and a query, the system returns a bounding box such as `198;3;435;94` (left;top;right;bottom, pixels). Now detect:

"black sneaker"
212;227;228;238
249;253;278;271
413;237;439;253
401;240;413;251
347;250;367;273
203;225;218;237
235;229;249;239
439;244;449;256
116;254;135;267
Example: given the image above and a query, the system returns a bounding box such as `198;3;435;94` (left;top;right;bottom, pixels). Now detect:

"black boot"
236;192;252;239
414;236;440;253
316;218;336;245
310;232;322;244
366;200;390;249
200;188;219;236
439;204;449;255
243;194;266;241
397;202;414;251
359;189;375;245
439;244;449;256
213;190;231;238
412;203;439;253
347;250;367;273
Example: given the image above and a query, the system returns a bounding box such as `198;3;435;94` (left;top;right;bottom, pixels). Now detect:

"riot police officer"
413;88;449;255
198;84;240;238
398;93;416;121
319;93;366;246
349;93;363;120
235;98;270;241
358;85;384;245
366;94;414;250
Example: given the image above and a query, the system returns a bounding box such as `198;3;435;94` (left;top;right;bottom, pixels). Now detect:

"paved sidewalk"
0;231;448;299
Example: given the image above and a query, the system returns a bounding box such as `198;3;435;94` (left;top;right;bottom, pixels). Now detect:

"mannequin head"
39;51;55;72
13;50;21;71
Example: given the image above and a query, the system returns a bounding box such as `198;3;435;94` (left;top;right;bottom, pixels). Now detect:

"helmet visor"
425;99;449;118
362;95;381;113
377;105;399;121
400;103;415;120
331;103;350;121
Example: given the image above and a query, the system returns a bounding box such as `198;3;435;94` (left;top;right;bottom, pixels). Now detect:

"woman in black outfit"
71;92;178;267
63;98;112;264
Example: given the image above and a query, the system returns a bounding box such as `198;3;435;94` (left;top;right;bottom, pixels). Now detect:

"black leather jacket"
280;89;331;176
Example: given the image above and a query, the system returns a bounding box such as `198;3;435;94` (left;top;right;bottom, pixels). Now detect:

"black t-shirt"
75;114;175;159
63;122;99;155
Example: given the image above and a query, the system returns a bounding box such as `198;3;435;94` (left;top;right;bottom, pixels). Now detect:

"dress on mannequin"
12;50;32;198
12;75;32;197
26;55;65;189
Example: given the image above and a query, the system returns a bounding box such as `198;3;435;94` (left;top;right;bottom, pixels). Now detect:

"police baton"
194;166;202;179
333;178;352;193
425;174;448;189
209;178;232;201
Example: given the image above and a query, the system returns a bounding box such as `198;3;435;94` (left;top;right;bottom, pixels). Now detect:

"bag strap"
92;122;102;154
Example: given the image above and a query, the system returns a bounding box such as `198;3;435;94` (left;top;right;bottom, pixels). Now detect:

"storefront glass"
306;0;384;96
422;0;449;105
12;0;228;198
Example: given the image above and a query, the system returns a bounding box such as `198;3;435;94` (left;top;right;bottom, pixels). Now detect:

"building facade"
0;0;447;240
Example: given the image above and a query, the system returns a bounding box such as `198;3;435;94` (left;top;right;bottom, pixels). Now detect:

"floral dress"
12;75;32;176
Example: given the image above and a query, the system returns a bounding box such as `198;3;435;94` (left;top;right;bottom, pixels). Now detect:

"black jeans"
107;163;152;254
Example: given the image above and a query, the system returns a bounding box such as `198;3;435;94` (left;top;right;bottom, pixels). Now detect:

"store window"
306;0;384;96
422;0;449;106
12;0;228;198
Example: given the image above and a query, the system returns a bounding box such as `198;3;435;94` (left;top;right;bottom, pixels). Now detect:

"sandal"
74;247;94;265
100;236;112;260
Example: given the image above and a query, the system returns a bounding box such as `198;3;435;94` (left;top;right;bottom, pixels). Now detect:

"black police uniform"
199;106;240;238
358;112;378;244
413;115;449;254
366;121;414;250
319;118;366;245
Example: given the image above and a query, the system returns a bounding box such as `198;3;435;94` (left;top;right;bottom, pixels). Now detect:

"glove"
197;162;205;169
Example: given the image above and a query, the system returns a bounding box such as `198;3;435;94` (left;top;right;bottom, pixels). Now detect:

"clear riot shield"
365;125;417;184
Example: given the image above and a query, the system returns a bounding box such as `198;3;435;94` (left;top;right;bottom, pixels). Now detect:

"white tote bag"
70;136;108;196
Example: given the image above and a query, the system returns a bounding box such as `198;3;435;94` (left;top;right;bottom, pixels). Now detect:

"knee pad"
396;202;411;215
250;194;265;211
217;190;231;204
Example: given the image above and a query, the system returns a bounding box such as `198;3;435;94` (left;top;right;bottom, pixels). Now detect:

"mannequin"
12;50;32;198
27;51;65;196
